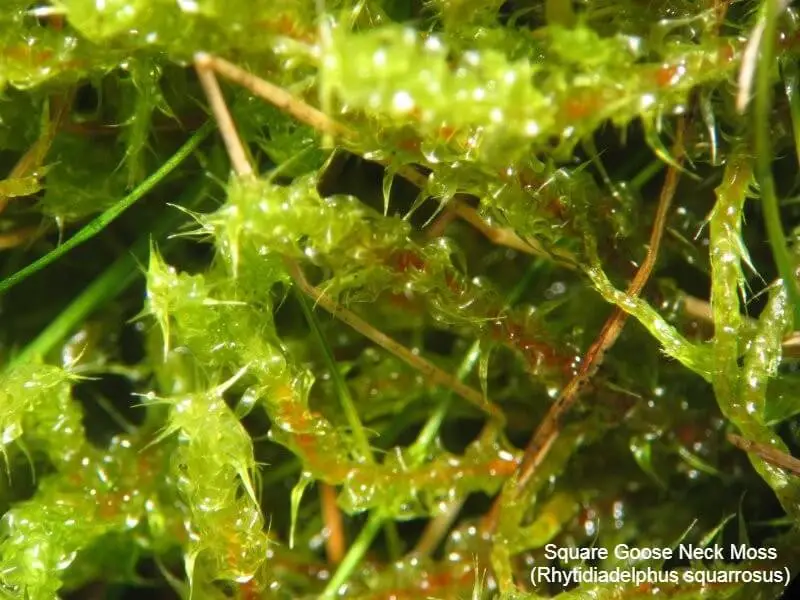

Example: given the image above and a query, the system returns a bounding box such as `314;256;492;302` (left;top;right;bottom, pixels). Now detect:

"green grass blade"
754;0;800;328
0;122;212;296
7;179;209;370
294;289;374;464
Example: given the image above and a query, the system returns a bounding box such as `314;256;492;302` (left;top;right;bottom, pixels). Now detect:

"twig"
423;206;458;239
482;120;686;535
195;56;254;178
284;257;502;420
195;53;348;140
727;432;800;475
449;200;578;267
413;498;464;556
682;294;715;325
194;53;431;191
713;0;732;31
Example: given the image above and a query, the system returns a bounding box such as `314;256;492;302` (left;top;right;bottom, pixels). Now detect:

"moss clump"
2;1;800;598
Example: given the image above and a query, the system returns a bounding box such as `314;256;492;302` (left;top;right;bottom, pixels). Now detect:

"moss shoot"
2;1;800;598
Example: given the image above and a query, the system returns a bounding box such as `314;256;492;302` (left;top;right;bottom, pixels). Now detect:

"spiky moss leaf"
709;151;750;415
322;24;736;166
146;257;274;585
57;0;164;41
54;0;317;62
322;25;551;167
416;158;619;264
163;387;270;587
431;0;506;28
0;364;84;467
508;492;580;555
119;59;174;186
0;436;174;599
1;1;319;92
708;149;800;518
0;172;47;200
352;553;477;598
737;286;800;516
59;0;316;43
230;96;326;177
145;247;292;387
209;175;409;278
339;427;520;519
0;7;124;90
210;176;568;379
763;372;800;425
490;427;586;574
145;217;540;520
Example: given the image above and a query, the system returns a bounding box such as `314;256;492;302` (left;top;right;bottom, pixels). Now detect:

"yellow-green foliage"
2;1;800;599
0;366;83;466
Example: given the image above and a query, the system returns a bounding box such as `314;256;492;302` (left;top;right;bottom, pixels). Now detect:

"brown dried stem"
195;53;348;140
482;119;687;535
283;256;502;420
449;199;578;267
727;433;800;476
413;499;464;557
195;55;254;178
193;53;430;190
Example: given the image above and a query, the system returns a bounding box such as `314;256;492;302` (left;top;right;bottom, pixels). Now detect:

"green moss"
2;1;800;598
